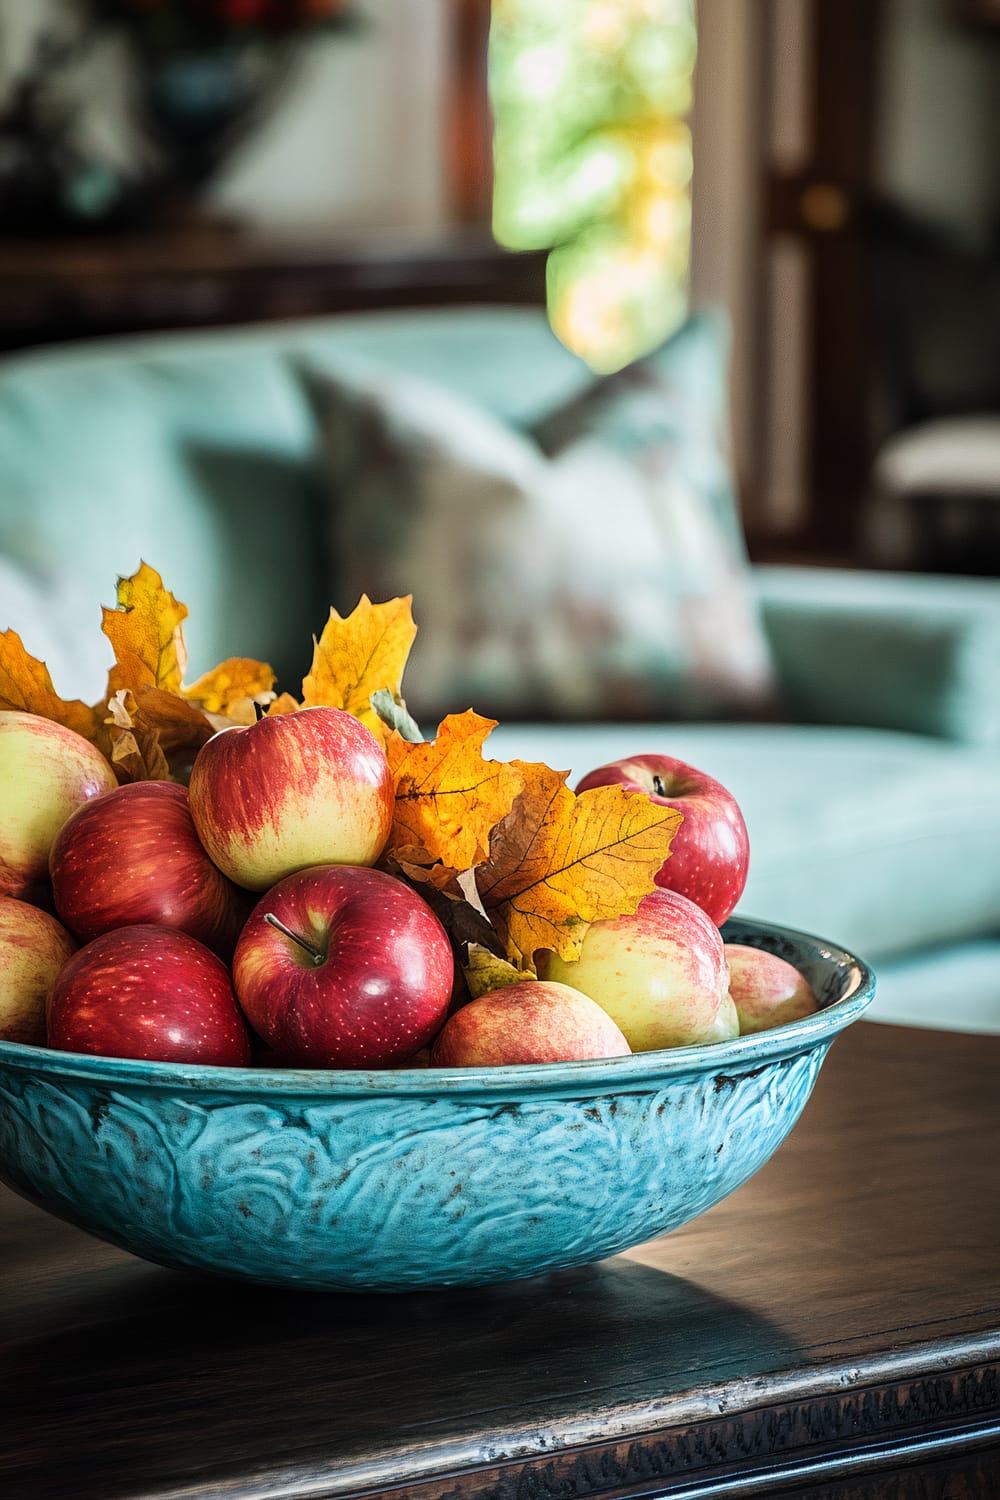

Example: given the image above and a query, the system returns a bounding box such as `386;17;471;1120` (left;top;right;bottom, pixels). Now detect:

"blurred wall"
875;0;1000;241
689;0;763;517
213;0;451;233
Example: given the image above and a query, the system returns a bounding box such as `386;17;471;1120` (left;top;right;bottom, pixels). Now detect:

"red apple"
47;925;252;1066
575;753;749;925
0;710;117;904
49;780;254;954
430;981;631;1067
539;888;739;1051
49;780;250;958
0;896;77;1046
232;864;454;1068
725;943;819;1035
189;706;394;892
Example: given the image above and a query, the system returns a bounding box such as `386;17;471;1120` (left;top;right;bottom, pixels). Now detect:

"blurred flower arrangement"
97;0;362;192
94;0;357;51
0;0;361;234
489;0;697;373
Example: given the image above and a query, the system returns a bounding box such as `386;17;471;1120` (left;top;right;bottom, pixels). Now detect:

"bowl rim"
0;916;875;1097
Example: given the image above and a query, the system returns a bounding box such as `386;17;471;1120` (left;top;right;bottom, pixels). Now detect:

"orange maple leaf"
101;561;188;699
385;711;524;873
475;764;683;968
301;595;417;743
93;563;282;778
0;629;103;743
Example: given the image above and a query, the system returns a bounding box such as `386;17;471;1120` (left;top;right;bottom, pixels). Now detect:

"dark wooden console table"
1;1021;998;1500
0;229;548;354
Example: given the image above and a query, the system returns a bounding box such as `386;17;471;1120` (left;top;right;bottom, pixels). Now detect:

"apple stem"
263;913;325;966
253;701;267;723
652;774;667;796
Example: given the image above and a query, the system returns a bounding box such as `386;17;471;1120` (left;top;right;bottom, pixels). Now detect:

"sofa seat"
871;941;1000;1035
485;722;1000;971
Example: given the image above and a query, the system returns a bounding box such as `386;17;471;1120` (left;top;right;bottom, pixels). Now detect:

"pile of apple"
0;705;817;1070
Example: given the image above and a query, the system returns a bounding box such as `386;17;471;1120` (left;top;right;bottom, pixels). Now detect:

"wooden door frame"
757;0;886;557
446;0;494;226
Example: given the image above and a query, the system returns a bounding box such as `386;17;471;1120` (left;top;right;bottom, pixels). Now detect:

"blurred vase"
139;44;287;191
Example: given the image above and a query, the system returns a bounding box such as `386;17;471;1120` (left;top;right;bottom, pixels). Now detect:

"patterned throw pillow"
304;314;777;725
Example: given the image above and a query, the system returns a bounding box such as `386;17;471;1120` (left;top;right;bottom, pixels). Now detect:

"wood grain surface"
0;231;548;355
1;1021;998;1500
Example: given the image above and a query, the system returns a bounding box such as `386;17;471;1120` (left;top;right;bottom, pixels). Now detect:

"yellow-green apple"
0;896;77;1045
0;710;117;903
50;780;249;959
430;981;631;1067
232;864;454;1068
575;753;749;925
47;924;252;1065
725;943;819;1034
188;705;394;891
539;888;739;1051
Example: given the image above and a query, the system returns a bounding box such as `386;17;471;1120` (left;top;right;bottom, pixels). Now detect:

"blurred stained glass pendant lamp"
489;0;697;373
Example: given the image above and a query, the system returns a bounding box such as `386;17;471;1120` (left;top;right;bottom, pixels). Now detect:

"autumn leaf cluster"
0;564;680;979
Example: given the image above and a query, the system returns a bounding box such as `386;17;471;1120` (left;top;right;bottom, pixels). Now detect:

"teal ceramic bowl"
0;917;874;1291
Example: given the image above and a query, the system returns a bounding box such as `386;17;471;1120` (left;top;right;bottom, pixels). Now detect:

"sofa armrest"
753;565;1000;744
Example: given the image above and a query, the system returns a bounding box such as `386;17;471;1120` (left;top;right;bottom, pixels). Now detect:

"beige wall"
689;0;765;517
876;0;1000;240
213;0;451;232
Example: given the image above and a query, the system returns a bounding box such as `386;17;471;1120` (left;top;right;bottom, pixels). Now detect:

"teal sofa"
2;307;999;1033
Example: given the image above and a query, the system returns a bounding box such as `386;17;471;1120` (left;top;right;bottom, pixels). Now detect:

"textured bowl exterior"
0;919;874;1290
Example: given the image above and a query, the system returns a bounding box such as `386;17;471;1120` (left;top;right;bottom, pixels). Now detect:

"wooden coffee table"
1;1021;998;1500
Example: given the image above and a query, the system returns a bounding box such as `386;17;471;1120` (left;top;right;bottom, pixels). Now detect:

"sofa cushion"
304;313;776;724
870;941;1000;1034
482;721;1000;963
0;308;589;696
294;306;592;428
0;337;328;691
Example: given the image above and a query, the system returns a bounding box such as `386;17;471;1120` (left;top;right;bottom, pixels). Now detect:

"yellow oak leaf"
182;658;276;716
385;711;524;872
101;562;187;699
475;764;683;968
301;595;416;742
94;565;282;774
0;629;103;742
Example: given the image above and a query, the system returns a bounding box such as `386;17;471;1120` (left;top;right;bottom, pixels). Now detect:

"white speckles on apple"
539;888;736;1052
47;925;251;1066
232;865;453;1068
188;708;394;892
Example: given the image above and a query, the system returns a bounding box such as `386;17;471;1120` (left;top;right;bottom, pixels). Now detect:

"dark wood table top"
0;229;548;355
2;1021;998;1500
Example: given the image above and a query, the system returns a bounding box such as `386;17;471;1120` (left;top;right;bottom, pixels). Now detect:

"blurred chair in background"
865;201;1000;574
